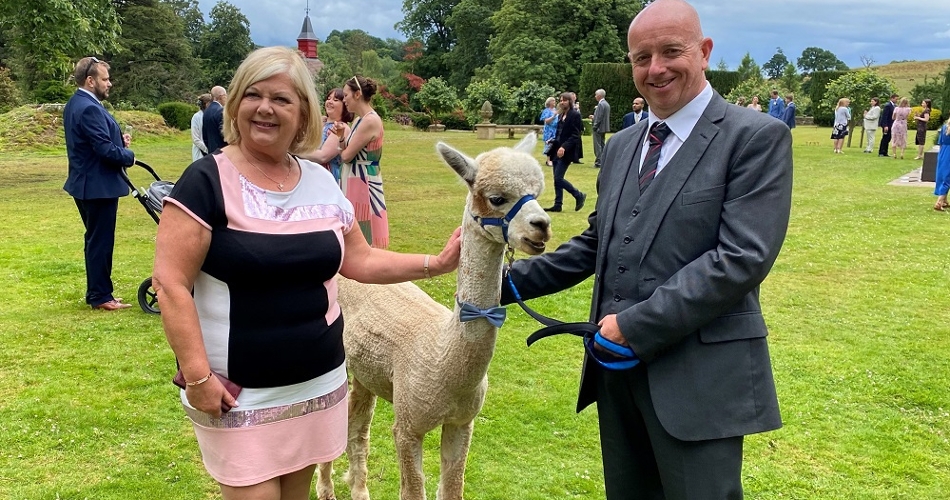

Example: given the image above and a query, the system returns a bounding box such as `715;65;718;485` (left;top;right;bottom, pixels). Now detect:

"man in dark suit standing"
202;85;228;154
503;1;792;498
620;97;648;130
878;93;898;157
545;92;587;212
63;57;136;310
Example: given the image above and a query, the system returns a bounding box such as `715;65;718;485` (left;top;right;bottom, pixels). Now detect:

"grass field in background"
0;124;947;499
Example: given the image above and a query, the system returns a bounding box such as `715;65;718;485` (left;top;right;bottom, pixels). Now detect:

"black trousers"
595;365;745;500
552;157;582;207
74;197;119;306
878;128;892;156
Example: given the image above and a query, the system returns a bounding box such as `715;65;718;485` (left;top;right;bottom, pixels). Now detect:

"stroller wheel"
138;277;160;314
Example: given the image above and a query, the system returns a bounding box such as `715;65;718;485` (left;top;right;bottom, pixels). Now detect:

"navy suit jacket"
620;110;648;130
879;101;895;130
63;89;134;199
202;101;227;153
550;109;582;163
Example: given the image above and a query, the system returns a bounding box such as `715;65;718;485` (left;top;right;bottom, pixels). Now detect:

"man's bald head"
211;86;227;103
626;0;712;119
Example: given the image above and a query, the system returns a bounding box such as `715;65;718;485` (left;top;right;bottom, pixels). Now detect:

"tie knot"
649;121;671;146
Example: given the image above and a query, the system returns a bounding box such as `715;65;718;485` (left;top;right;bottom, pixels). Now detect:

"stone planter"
428;124;446;132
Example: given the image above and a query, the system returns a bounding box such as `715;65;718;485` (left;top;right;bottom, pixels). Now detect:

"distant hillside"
862;59;950;97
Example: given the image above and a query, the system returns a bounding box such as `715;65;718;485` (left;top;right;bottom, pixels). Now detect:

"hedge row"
577;64;742;130
157;102;197;130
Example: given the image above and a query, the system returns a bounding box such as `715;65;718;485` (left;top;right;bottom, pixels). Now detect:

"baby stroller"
119;160;174;314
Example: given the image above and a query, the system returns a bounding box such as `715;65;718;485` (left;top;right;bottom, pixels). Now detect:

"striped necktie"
639;121;671;194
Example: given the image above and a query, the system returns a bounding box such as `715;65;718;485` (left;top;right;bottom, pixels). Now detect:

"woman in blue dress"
316;88;353;183
540;97;558;166
933;117;950;211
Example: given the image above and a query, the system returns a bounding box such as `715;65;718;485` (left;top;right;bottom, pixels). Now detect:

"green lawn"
0;124;947;499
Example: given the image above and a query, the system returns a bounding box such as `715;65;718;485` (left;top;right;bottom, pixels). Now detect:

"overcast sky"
199;0;950;70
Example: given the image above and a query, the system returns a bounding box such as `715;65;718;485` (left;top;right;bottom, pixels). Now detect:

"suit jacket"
593;99;611;133
503;93;791;442
550;108;582;163
202;101;227;153
620;110;648;131
879;101;896;129
782;102;796;129
63;89;134;199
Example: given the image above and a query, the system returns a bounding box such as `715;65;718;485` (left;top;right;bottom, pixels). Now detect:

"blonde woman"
831;98;851;154
540;96;558;165
891;98;911;159
746;95;761;112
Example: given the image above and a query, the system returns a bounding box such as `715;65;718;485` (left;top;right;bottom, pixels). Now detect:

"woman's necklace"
245;153;295;191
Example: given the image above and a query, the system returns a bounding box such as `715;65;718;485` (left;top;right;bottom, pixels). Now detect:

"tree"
735;52;762;82
443;0;498;89
463;77;513;122
107;0;200;106
161;0;205;50
797;47;849;75
780;62;800;96
198;1;253;88
397;0;460;80
0;0;120;95
763;48;789;80
716;58;729;71
822;70;895;147
413;76;460;117
510;80;555;124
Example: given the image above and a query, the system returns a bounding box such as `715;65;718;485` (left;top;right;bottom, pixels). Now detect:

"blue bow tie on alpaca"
456;297;507;327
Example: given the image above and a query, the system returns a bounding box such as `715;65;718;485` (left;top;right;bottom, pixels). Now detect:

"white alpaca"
316;133;552;500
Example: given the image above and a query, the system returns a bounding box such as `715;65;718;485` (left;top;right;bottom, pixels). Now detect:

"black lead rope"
503;266;600;346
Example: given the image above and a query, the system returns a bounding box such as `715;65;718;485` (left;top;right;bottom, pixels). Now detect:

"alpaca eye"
488;196;506;206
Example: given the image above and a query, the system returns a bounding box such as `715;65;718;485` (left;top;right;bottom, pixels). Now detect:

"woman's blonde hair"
544;97;556;108
899;97;909;107
223;46;323;154
836;97;850;109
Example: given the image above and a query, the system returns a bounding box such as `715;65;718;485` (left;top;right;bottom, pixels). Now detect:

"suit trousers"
878;129;892;156
74;197;119;306
593;131;606;168
595;365;744;500
865;129;877;152
552;157;582;207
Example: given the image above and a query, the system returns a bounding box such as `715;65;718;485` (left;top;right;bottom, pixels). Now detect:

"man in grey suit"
590;89;611;168
502;1;792;498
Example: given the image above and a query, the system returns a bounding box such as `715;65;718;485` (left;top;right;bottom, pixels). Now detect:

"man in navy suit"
63;57;136;310
202;85;228;154
620;97;648;130
878;93;898;157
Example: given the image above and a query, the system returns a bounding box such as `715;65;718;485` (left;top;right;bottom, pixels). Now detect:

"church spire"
296;0;318;59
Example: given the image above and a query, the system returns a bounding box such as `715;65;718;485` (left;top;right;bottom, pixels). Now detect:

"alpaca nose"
531;217;551;239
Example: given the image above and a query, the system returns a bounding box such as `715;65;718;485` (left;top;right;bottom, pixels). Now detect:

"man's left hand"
557;147;565;158
122;133;132;148
597;314;627;346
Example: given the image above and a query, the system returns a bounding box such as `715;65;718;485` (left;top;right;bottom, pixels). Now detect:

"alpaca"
316;133;552;500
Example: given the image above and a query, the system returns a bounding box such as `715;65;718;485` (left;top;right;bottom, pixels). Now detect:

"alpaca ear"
513;132;537;154
436;142;477;186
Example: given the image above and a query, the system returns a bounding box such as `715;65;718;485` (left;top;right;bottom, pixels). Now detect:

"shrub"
463;78;513;123
0;67;21;114
391;113;412;127
156;102;197;130
510;80;555;125
409;112;431;130
908;107;943;130
436;110;472;131
33;80;72;104
413;77;460;118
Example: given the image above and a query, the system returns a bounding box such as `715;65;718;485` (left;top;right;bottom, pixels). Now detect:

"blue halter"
471;194;536;244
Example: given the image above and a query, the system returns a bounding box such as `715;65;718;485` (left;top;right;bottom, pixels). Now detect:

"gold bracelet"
186;372;213;386
423;255;431;279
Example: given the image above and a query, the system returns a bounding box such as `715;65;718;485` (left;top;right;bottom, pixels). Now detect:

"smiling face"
325;91;344;121
236;73;302;154
626;0;712;119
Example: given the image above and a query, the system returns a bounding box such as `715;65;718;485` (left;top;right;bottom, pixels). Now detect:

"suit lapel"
601;123;647;245
636;95;727;265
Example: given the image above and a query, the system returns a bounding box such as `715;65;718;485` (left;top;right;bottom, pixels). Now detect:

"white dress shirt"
639;82;714;176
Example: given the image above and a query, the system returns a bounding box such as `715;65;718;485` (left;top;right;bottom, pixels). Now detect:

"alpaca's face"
437;134;552;255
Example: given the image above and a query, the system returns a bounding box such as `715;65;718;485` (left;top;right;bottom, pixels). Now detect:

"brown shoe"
92;299;132;311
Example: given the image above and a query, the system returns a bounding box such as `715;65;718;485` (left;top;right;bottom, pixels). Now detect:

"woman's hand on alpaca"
431;226;462;276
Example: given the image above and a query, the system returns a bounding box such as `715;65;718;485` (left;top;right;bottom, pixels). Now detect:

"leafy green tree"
510;80;555;124
780;62;800;95
313;38;354;97
161;0;205;50
107;0;200;106
0;66;21;112
909;75;943;109
763;48;789;80
716;58;729;71
797;47;849;75
735;52;762;82
822;70;895;146
0;0;120;94
443;0;498;89
464;77;513;122
413;76;460;117
397;0;460;80
198;1;253;88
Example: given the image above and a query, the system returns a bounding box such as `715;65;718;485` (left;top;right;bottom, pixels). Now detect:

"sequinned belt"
185;383;347;429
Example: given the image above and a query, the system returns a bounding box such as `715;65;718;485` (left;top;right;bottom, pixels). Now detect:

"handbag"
173;369;243;413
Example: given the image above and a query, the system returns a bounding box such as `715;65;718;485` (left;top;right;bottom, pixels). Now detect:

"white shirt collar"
78;87;101;103
646;82;713;142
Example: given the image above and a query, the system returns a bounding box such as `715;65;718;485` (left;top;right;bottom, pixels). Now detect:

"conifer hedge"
578;63;741;130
